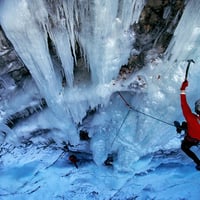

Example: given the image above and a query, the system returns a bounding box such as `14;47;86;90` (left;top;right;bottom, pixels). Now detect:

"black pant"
181;137;200;165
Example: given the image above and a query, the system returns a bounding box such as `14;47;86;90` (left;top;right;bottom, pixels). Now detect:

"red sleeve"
180;93;200;140
180;93;193;121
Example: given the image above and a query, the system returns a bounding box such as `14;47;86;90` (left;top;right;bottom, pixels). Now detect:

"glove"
181;121;187;130
180;80;188;90
174;121;188;134
174;121;182;133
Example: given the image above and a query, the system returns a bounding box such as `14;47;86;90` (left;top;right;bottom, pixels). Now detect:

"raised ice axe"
185;59;195;81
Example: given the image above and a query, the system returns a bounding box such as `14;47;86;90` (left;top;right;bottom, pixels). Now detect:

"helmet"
195;99;200;114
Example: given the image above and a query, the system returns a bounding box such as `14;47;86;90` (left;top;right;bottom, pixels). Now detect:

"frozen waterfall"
0;0;145;125
1;0;200;170
0;0;146;166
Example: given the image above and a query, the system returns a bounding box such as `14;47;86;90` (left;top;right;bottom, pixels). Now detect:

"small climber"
177;80;200;170
69;155;78;168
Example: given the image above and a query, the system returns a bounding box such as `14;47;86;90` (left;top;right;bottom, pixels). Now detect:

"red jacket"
181;93;200;140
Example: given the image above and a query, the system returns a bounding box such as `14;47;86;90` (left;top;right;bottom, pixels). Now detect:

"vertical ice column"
77;0;145;84
165;0;200;63
0;0;79;144
45;0;75;87
0;0;61;103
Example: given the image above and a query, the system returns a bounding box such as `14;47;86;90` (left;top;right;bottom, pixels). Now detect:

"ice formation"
0;0;144;125
1;0;200;171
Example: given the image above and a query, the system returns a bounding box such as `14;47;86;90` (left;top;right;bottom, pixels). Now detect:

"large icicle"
0;0;79;145
0;0;61;103
44;1;75;87
77;0;145;84
165;0;200;63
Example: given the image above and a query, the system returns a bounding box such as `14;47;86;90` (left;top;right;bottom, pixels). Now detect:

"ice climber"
177;80;200;170
69;155;78;168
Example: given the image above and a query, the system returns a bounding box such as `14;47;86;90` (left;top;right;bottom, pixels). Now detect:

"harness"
174;120;200;143
185;135;199;144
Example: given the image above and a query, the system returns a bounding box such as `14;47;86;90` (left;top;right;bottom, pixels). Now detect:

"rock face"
136;0;184;52
127;0;185;70
0;0;185;144
0;27;30;81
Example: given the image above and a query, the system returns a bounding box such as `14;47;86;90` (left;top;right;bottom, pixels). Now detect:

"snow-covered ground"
1;143;200;200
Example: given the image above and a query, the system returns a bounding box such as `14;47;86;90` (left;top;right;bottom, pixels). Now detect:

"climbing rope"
110;109;131;148
110;60;195;149
117;92;175;127
110;92;175;149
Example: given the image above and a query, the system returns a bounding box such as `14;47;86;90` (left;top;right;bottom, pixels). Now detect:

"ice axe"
185;59;195;81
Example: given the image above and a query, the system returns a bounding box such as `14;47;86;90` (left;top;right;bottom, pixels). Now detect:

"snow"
0;0;200;199
1;144;200;200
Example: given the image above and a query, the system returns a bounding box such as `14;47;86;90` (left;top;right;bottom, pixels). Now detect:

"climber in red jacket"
180;80;200;170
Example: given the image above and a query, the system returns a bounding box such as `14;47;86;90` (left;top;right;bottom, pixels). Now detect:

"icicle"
45;1;75;87
77;0;145;84
165;0;200;62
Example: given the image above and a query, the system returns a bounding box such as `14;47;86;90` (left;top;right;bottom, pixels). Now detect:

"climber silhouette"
69;155;78;168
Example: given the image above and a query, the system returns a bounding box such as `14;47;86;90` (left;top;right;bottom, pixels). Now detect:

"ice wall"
0;0;145;146
165;0;200;103
166;0;200;63
89;0;200;169
1;0;200;171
